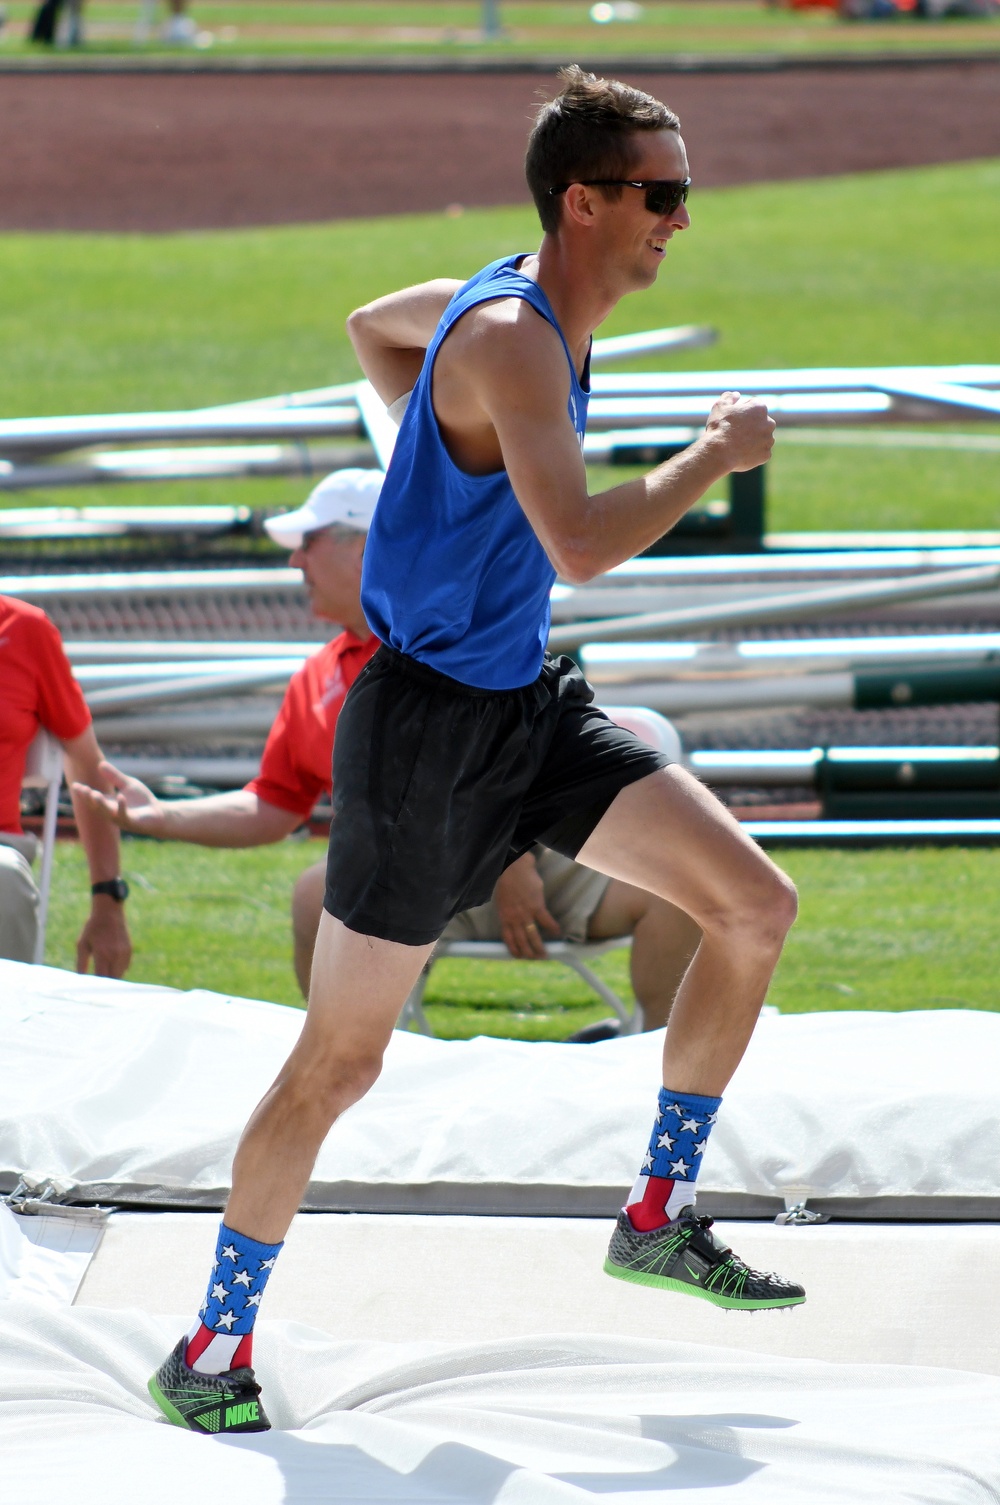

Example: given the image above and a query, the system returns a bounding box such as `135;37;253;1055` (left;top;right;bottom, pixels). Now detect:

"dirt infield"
1;61;999;231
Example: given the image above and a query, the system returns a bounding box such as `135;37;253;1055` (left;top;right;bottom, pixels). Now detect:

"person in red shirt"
77;468;698;1028
0;595;131;974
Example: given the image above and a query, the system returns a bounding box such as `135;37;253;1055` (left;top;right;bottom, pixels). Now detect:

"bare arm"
447;302;774;584
347;279;463;406
61;726;132;977
71;761;302;847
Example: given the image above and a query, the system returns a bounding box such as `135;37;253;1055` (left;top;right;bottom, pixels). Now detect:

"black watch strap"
92;878;129;903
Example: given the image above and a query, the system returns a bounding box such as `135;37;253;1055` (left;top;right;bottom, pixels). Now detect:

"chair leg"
559;950;644;1035
32;775;60;967
397;960;435;1035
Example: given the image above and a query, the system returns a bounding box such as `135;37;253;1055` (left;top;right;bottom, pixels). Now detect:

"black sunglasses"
548;177;691;217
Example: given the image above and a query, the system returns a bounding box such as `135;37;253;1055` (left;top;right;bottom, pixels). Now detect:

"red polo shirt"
0;595;91;834
246;629;378;819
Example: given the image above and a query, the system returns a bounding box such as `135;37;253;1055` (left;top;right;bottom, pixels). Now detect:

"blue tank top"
361;255;590;691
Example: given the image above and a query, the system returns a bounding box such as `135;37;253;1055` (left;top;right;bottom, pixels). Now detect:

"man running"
146;65;804;1437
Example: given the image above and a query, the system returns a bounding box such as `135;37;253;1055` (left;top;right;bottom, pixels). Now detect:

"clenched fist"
704;390;775;473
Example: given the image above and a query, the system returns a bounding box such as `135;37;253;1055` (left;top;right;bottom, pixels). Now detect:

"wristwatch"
92;878;129;903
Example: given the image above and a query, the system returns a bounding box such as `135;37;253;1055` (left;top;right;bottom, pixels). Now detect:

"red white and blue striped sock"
625;1086;723;1232
184;1222;283;1376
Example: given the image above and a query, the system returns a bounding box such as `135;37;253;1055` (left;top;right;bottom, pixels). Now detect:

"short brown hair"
526;66;680;235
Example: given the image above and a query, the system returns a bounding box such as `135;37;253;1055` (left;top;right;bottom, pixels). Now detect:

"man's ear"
561;182;600;229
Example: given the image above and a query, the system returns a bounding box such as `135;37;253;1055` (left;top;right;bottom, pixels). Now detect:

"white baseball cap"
264;468;384;549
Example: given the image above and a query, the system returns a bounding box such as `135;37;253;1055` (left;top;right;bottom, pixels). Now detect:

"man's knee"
281;1040;384;1126
713;860;797;953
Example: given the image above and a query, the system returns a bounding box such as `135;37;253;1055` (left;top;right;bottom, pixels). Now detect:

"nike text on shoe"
148;1339;271;1433
604;1206;806;1311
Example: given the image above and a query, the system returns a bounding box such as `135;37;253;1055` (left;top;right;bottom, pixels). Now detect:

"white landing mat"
77;1212;1000;1377
0;1202;105;1304
4;960;1000;1218
4;1303;1000;1505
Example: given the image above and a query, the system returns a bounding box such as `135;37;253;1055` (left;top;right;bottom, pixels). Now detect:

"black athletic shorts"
324;644;672;945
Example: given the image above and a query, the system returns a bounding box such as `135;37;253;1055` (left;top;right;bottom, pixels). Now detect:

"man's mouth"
647;237;668;257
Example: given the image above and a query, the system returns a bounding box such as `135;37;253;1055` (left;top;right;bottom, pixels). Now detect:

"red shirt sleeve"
245;633;378;819
30;611;91;742
247;671;326;820
0;597;91;834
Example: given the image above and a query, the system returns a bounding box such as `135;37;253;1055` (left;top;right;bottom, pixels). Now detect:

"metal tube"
66;640;321;664
547;564;1000;651
585;393;895;429
113;756;262;787
589;326;717;365
597;673;855;715
0;443;375;493
689;749;823;785
1;567;303;602
73;657;305;690
84;665;296;714
93;706;278;742
355;380;396;469
582;636;1000;682
0;406;362;458
589;364;1000;396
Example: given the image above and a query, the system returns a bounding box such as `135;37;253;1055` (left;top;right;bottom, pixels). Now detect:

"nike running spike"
605;1207;806;1311
148;1339;271;1433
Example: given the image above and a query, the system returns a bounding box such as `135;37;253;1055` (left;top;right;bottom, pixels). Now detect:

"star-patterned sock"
183;1222;283;1376
625;1086;722;1232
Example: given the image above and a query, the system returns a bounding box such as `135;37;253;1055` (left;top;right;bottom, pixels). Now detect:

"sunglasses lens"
645;182;688;216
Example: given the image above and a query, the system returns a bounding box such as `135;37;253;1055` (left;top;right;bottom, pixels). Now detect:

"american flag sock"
625;1086;723;1232
183;1222;284;1376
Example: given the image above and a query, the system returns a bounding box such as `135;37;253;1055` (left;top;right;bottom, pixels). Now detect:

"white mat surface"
5;1303;1000;1505
3;960;999;1214
78;1211;1000;1376
0;1202;103;1305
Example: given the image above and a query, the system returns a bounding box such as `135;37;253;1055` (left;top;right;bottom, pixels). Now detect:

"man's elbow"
552;540;603;587
346;306;372;356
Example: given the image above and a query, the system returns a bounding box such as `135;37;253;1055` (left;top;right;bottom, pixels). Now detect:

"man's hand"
493;851;561;960
76;896;132;978
703;390;776;473
72;760;166;838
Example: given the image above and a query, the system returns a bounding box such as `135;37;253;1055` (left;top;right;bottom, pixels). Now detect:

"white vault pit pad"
78;1211;1000;1377
3;959;1000;1218
3;1303;1000;1505
0;1201;105;1305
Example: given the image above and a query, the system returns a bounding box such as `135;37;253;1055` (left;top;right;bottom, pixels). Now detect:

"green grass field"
44;838;1000;1034
3;0;998;59
2;159;999;534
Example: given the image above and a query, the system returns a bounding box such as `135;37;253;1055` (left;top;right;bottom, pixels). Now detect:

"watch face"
94;878;129;902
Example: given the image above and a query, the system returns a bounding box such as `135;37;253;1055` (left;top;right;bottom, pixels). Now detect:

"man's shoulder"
0;595;62;654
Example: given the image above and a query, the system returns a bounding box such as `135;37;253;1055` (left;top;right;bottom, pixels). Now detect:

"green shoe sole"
148;1375;191;1429
604;1256;807;1310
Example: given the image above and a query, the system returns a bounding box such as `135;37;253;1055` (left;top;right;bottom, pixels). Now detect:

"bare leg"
587;878;701;1031
225;911;434;1244
291;860;326;998
576;766;797;1095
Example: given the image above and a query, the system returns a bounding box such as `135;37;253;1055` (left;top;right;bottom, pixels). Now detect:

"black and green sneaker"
148;1340;271;1434
605;1207;806;1311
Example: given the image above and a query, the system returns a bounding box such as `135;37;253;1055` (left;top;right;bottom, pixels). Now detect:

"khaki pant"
0;833;39;964
441;848;609;946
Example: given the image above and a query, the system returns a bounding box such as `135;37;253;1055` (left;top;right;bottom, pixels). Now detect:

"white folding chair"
397;707;683;1035
22;728;64;966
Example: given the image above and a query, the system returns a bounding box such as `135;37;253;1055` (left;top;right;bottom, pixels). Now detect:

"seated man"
77;468;698;1031
0;593;131;974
